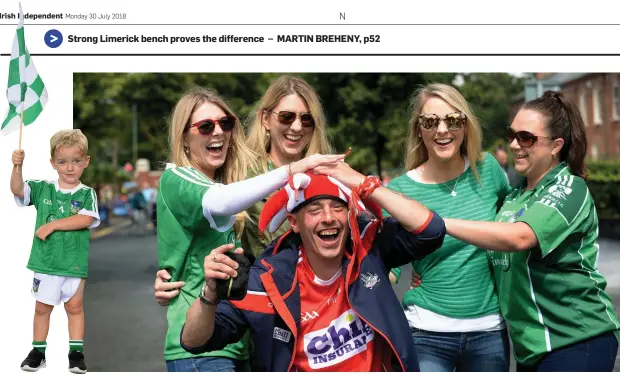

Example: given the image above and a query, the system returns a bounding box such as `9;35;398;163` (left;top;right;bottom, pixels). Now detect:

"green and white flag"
1;3;48;135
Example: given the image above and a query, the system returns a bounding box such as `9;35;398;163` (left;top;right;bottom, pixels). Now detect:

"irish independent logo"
32;278;41;293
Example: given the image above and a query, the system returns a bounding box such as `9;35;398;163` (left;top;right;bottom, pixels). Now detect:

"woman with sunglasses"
387;83;511;371
242;75;333;259
444;90;619;371
153;87;344;372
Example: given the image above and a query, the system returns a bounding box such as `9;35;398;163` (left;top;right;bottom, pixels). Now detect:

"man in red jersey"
180;162;446;371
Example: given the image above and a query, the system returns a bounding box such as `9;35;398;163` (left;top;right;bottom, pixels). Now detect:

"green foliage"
73;73;525;175
458;73;524;148
80;162;131;188
586;160;620;219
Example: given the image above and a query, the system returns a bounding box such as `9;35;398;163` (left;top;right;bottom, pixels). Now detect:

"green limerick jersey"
15;180;99;278
490;162;620;366
388;153;510;318
157;166;248;362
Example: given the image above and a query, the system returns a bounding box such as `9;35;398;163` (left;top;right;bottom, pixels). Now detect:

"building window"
593;84;602;125
613;75;620;120
591;144;599;161
579;90;588;125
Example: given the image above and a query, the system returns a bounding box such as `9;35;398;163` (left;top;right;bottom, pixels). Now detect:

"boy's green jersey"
16;180;99;278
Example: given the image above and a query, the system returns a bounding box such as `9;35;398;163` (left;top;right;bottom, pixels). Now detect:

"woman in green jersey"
388;83;510;371
445;90;619;371
241;75;334;258
152;87;343;372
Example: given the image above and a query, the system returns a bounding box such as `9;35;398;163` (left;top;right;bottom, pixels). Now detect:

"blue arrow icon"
44;29;63;48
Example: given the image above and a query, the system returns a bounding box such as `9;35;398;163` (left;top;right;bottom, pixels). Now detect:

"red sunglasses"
188;115;236;135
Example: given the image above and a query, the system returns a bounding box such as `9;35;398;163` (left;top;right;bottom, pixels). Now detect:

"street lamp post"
132;103;138;164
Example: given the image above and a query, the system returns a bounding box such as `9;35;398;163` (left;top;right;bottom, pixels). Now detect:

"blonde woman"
152;87;343;372
242;75;334;258
388;84;511;371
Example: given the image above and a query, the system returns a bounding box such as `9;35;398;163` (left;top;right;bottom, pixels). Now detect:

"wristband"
357;176;382;200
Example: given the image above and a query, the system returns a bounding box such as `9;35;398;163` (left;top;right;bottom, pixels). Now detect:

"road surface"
84;228;620;371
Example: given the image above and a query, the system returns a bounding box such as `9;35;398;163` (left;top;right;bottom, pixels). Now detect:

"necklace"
419;164;463;197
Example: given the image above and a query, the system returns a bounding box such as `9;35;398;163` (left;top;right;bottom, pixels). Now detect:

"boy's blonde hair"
50;129;89;159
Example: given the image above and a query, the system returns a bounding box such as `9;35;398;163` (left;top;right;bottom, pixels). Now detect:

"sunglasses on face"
268;110;315;128
506;128;555;148
188;115;236;135
418;112;467;131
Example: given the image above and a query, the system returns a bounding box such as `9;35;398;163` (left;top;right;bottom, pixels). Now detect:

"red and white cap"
258;173;382;235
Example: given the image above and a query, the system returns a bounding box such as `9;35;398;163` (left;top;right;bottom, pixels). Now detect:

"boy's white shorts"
31;273;82;305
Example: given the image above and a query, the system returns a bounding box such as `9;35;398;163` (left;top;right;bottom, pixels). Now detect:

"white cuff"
78;209;101;229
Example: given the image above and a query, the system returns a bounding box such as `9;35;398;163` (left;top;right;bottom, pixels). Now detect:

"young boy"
11;129;100;373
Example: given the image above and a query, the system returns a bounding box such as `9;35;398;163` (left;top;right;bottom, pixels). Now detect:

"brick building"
519;73;620;160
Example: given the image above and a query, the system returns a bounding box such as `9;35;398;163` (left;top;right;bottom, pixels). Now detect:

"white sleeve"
78;209;101;229
202;166;289;219
14;182;31;207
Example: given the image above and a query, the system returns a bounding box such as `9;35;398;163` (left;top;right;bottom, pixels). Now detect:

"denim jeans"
166;356;249;372
516;331;618;372
411;327;510;372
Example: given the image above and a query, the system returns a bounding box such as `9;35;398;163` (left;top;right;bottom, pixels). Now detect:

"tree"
457;73;525;148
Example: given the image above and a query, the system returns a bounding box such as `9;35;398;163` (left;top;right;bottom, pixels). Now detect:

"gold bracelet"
288;162;293;177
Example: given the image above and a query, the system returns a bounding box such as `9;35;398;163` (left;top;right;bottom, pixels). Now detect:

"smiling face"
509;109;564;180
288;198;350;262
184;101;233;179
51;145;90;188
263;94;314;165
418;97;466;164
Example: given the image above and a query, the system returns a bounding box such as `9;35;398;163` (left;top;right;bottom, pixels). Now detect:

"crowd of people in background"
93;181;158;232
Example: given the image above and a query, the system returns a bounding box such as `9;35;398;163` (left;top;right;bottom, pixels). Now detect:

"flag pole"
16;103;24;174
19;103;23;149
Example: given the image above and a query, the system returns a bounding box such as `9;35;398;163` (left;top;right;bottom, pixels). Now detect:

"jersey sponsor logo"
70;200;83;215
303;309;374;369
32;278;41;293
489;252;511;271
59;206;65;214
43;199;52;205
273;327;292;343
360;273;379;289
547;184;572;201
301;311;320;323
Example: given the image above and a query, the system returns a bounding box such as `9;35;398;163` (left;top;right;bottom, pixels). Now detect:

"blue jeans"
516;331;618;372
166;356;249;372
411;327;510;372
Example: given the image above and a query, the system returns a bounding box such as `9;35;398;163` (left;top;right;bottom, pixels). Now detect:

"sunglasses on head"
418;112;467;131
268;110;315;128
188;115;236;135
506;128;555;148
